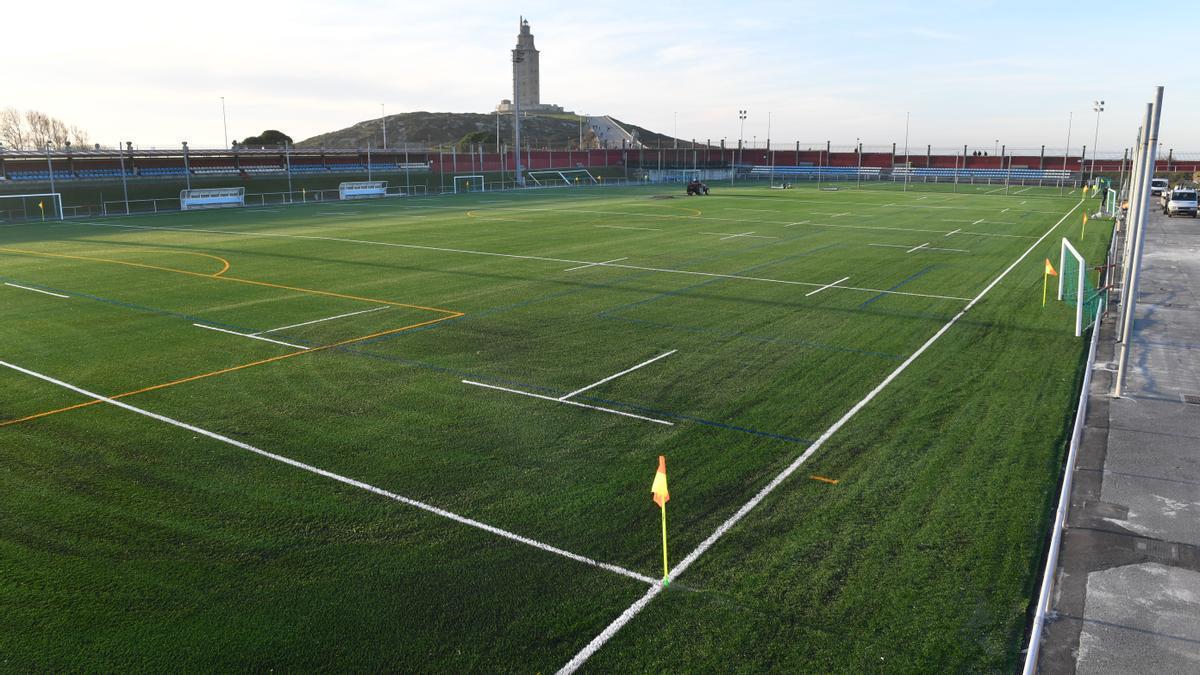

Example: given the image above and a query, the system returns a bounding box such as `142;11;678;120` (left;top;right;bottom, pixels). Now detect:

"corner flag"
1043;258;1058;307
651;456;670;584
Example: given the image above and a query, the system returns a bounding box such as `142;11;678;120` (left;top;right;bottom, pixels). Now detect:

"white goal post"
453;175;485;193
1058;237;1087;337
0;192;64;222
180;187;245;211
339;181;387;200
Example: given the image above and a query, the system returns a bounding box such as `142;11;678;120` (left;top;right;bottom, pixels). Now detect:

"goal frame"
0;192;64;222
452;175;485;193
1058;237;1087;337
180;187;245;211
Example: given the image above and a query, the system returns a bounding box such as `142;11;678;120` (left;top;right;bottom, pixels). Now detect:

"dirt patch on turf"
650;194;677;200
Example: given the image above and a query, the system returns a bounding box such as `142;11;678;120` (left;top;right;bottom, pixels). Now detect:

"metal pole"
1059;112;1073;195
902;112;910;192
119;140;130;214
285;141;293;201
1090;100;1104;183
1114;87;1164;398
512;48;525;186
46;143;56;200
366;142;371;182
1117;111;1151;341
381;104;387;150
182;141;191;190
221;96;229;149
737;110;747;181
856;139;862;190
673;112;677;149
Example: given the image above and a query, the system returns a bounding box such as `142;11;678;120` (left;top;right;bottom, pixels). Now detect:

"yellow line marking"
0;246;232;278
810;475;840;485
0;313;462;428
0;247;458;315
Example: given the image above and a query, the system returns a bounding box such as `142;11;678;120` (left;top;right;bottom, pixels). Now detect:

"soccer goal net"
339;181;387;200
527;169;598;186
180;187;245;211
0;193;64;223
453;175;485;193
1058;237;1105;337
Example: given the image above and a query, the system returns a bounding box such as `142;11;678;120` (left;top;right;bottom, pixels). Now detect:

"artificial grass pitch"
0;182;1110;670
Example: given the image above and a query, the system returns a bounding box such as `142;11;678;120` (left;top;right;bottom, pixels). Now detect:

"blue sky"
6;0;1195;154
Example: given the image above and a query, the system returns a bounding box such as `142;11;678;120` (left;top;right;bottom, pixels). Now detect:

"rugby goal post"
180;187;245;211
453;175;485;193
0;192;64;222
339;181;387;200
528;169;598;186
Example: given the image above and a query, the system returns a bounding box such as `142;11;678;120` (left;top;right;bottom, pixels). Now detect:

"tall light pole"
1089;99;1104;183
512;47;526;186
673;111;678;149
1060;111;1073;194
737;110;748;171
381;103;387;150
903;112;911;192
221;97;229;149
993;139;998;156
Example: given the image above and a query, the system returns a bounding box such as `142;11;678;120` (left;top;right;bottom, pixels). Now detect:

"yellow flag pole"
660;503;669;585
1043;270;1049;307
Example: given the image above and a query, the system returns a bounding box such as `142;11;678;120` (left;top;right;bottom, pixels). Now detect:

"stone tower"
514;17;540;108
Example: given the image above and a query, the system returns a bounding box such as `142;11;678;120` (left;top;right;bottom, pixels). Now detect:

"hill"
296;111;688;150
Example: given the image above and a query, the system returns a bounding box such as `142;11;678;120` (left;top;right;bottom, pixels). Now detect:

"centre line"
559;350;677;401
563;257;629;273
4;282;69;299
805;276;850;297
194;323;308;350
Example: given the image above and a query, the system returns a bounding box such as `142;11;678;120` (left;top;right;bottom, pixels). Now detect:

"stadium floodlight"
1090;99;1104;183
736;110;748;184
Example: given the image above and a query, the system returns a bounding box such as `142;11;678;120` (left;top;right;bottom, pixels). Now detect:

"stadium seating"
892;167;1072;180
192;165;239;175
749;165;882;178
138;167;188;176
7;170;77;181
288;165;328;173
327;163;365;172
76;168;130;178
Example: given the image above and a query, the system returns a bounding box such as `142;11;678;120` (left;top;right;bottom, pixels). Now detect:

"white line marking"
971;218;985;225
462;380;673;426
783;220;810;227
869;243;968;254
881;203;896;207
916;196;928;200
1014;187;1033;195
559;351;676;401
906;242;930;253
318;211;362;216
699;231;777;241
867;243;908;249
724;208;780;213
983;186;1006;194
254;306;387;335
945;228;962;237
193;323;308;350
594;225;662;231
563;257;628;272
4;282;68;299
556;198;1086;674
0;359;656;586
1000;208;1009;213
82;222;972;301
805;276;850;297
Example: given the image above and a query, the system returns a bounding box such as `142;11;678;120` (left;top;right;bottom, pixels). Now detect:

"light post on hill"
1090;99;1104;184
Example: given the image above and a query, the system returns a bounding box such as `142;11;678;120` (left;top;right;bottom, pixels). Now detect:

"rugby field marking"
193;323;308;350
462;380;673;426
4;282;69;299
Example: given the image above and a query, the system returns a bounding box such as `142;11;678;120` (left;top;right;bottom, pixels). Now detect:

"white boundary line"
804;276;850;297
868;243;969;254
463;380;673;426
193;323;308;350
906;242;930;253
556;198;1084;674
594;225;662;231
80;222;973;302
563;257;628;272
0;359;657;586
945;228;962;237
559;350;676;401
254;306;387;334
4;282;69;299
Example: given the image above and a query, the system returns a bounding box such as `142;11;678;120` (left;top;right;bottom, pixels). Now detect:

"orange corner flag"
652;455;669;507
1044;258;1058;277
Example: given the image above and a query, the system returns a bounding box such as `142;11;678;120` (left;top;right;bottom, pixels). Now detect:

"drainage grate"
1184;394;1200;405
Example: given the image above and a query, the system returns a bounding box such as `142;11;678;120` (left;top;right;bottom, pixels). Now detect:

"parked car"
1162;187;1198;217
1149;177;1169;196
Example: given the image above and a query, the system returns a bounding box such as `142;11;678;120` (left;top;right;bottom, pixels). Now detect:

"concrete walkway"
1039;209;1200;673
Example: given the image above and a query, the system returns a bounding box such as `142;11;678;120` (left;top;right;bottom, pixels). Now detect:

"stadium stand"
749;165;882;178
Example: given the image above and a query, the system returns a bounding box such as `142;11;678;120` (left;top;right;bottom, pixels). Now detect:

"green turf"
0;182;1112;670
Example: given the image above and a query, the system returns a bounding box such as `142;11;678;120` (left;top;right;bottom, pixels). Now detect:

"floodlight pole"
1090;100;1104;183
1060;112;1073;195
1114;87;1164;398
285;141;293;201
512;48;526;187
45;142;56;201
856;139;862;190
221;96;229;149
902;112;910;192
737;110;747;184
182;141;191;191
119;140;130;214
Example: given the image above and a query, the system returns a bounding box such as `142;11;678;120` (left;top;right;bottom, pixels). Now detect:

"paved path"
1040;209;1200;673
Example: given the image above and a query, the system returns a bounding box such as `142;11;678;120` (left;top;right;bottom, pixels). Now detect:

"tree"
0;109;89;150
0;108;25;149
240;130;293;148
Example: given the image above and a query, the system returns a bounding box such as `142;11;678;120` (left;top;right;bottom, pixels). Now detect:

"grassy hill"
296;111;688;150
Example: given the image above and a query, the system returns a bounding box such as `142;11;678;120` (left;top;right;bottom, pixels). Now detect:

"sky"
5;0;1197;154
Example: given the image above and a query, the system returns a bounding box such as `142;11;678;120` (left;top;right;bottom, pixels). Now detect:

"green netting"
1061;251;1105;330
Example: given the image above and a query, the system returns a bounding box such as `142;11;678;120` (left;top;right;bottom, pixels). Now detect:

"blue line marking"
858;265;937;308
